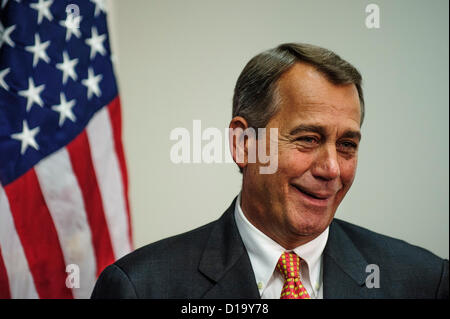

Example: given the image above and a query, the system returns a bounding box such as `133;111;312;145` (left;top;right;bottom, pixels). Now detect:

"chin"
286;205;334;237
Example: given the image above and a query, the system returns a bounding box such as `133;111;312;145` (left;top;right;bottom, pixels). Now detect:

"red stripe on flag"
67;130;115;276
4;169;73;299
107;96;133;247
0;246;11;299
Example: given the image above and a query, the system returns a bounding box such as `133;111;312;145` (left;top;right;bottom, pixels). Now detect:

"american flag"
0;0;132;298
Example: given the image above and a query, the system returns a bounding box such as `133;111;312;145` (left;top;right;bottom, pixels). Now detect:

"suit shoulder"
332;218;448;298
114;219;216;273
332;218;447;277
325;219;448;298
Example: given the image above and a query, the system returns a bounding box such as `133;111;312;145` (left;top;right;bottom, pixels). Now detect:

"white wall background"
107;0;449;259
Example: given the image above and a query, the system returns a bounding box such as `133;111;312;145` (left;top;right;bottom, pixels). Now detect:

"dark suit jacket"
91;198;449;299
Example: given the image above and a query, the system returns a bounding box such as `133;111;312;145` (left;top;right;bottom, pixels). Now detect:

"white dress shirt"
234;193;329;299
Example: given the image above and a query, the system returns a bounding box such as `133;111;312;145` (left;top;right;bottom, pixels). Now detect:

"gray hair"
232;43;365;129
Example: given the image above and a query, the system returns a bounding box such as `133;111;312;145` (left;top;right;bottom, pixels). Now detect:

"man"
91;43;448;299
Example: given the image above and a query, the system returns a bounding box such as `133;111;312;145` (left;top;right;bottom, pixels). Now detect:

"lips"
291;184;334;200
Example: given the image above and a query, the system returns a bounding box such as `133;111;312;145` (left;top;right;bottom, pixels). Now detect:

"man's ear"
228;116;255;171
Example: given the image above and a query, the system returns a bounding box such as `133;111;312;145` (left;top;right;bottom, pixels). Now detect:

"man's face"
241;63;361;248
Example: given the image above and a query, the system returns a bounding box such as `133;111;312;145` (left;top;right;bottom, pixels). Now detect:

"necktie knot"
276;251;311;299
276;251;300;280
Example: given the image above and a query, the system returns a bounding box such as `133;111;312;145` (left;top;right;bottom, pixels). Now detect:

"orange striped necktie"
276;251;311;299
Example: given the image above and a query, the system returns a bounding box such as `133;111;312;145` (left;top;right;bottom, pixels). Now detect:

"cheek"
277;147;313;175
335;157;358;203
339;156;358;184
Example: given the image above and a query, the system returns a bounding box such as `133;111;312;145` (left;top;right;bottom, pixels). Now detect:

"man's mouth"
291;184;334;201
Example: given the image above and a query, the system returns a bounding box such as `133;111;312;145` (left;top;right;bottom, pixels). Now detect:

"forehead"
273;63;361;130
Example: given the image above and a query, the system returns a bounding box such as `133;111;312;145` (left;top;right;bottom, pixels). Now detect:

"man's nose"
311;143;340;181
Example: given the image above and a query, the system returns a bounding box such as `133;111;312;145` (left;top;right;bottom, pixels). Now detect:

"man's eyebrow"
289;124;361;141
289;124;326;136
341;130;361;141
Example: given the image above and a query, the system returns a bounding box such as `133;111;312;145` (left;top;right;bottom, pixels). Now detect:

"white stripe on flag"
35;148;97;299
87;107;132;260
0;185;39;299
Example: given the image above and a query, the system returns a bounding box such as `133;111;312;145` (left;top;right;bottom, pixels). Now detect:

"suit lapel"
323;220;386;298
198;198;260;299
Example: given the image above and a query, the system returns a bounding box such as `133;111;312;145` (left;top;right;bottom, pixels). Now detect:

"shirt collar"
234;192;329;296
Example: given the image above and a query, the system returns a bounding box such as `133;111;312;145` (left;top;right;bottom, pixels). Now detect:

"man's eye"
296;136;318;144
338;141;358;151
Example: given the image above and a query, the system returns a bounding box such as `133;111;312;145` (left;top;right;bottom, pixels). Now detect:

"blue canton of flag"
0;0;117;184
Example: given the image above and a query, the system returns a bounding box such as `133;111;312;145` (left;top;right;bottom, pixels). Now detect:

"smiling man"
91;43;448;299
232;61;362;251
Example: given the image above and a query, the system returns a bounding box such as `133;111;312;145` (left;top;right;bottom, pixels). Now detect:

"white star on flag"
60;12;82;41
0;67;10;90
91;0;106;17
56;51;78;84
0;22;16;48
85;26;106;59
25;33;51;67
52;92;76;126
81;67;102;100
11;120;40;155
18;77;45;112
30;0;53;24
